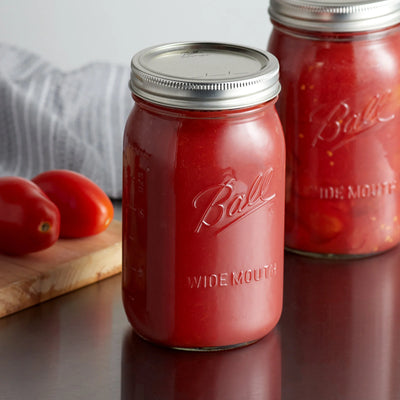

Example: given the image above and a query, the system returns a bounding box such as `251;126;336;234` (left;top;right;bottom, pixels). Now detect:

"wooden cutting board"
0;219;122;318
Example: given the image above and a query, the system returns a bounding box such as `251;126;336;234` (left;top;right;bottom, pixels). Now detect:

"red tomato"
0;177;60;255
32;170;114;238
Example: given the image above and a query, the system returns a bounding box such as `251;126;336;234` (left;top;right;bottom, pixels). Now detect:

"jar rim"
269;0;400;32
130;42;281;111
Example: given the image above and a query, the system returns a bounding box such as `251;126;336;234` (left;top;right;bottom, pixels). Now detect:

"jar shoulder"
124;104;285;166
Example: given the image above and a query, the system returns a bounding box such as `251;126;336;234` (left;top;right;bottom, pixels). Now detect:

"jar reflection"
281;248;400;400
121;329;281;400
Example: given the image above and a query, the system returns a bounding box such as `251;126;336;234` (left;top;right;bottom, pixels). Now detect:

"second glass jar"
268;0;400;258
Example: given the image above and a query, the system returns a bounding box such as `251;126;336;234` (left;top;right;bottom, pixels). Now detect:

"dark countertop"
1;203;400;399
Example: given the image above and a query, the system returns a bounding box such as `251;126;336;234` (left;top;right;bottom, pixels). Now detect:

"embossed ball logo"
310;91;395;151
192;168;276;233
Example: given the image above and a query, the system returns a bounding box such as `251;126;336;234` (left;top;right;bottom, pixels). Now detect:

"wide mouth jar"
268;0;400;32
124;42;286;350
129;42;281;110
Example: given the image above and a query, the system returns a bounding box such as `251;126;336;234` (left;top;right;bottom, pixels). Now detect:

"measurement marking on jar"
131;142;151;159
319;181;397;200
186;263;278;289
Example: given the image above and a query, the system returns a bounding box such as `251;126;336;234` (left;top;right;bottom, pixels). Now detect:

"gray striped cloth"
0;43;132;199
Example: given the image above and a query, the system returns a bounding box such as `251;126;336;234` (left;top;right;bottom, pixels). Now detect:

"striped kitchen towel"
0;43;132;198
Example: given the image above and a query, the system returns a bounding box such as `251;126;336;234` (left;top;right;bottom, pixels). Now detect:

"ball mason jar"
122;42;285;350
268;0;400;258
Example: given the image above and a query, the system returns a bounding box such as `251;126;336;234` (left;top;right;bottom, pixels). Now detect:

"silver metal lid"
269;0;400;32
130;42;280;110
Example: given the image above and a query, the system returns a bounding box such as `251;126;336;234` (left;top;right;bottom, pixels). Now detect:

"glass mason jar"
268;0;400;258
122;42;285;350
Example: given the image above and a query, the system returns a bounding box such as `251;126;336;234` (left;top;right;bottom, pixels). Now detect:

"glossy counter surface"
1;229;400;399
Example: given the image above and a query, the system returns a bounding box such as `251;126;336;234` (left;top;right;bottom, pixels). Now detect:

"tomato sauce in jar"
268;0;400;257
123;42;285;350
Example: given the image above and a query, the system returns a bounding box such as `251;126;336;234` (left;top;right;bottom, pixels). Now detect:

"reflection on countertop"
281;248;400;400
121;328;281;400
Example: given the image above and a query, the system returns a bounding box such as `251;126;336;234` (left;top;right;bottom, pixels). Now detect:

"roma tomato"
0;177;60;255
32;170;114;238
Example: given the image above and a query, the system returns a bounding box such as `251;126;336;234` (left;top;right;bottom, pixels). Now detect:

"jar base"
170;339;259;352
132;329;260;352
284;246;394;260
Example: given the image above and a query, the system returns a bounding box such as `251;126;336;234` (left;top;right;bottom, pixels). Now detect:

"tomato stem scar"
39;222;51;232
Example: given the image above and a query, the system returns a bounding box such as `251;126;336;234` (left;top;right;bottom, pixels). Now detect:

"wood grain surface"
0;219;122;318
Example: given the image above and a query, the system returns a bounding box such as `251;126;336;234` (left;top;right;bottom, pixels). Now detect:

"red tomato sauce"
123;97;285;348
268;25;400;256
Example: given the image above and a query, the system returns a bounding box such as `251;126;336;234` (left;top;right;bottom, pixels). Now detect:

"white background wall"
0;0;273;70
